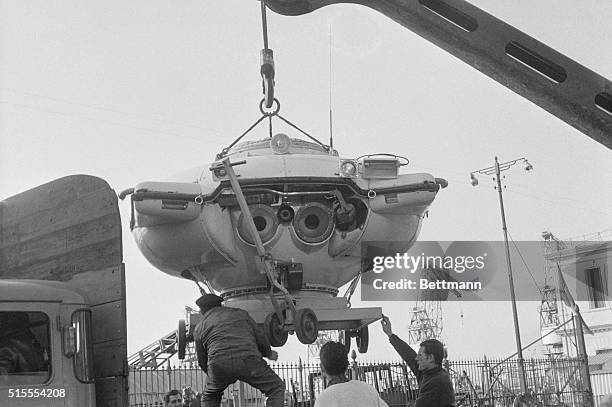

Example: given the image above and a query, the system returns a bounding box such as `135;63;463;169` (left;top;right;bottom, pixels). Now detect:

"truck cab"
0;280;96;406
1;175;127;407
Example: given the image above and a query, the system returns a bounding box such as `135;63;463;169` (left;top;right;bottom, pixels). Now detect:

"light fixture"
470;172;479;186
523;159;533;171
209;162;228;181
270;133;291;154
214;167;227;178
339;160;358;177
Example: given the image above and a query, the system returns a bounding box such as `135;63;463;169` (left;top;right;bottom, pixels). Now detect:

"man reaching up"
381;315;455;407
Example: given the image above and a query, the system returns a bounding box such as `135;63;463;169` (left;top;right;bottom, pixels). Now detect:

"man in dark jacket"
381;315;455;407
194;294;285;407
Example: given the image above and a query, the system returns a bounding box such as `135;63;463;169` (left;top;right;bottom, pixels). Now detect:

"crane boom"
265;0;612;150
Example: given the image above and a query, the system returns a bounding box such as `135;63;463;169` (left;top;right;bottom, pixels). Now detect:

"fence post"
236;381;247;407
298;357;304;403
167;360;172;392
350;350;358;380
574;309;594;407
483;355;493;406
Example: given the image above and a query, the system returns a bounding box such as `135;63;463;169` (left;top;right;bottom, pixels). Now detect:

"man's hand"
381;315;393;337
268;350;279;361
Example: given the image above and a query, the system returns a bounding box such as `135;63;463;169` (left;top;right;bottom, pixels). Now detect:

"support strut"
218;158;297;325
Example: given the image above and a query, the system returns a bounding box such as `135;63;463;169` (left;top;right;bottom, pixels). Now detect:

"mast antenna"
329;23;334;150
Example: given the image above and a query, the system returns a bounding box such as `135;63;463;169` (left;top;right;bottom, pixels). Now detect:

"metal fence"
128;357;610;407
445;357;591;406
592;371;612;407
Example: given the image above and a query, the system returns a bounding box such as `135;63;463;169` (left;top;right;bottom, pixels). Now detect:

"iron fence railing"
592;371;612;407
128;357;609;407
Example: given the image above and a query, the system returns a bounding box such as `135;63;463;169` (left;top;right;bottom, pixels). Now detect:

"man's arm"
388;334;418;376
381;316;418;376
245;311;273;358
0;346;17;375
194;327;208;373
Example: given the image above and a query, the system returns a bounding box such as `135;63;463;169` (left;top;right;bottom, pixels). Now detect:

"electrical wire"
507;231;543;296
0;86;234;135
5;102;222;144
505;187;611;216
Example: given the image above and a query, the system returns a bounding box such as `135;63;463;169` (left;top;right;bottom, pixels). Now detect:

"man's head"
182;386;194;402
416;339;445;371
164;389;182;406
195;294;223;314
319;341;349;377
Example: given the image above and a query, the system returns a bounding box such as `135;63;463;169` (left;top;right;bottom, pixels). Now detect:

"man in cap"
194;293;285;407
381;315;455;407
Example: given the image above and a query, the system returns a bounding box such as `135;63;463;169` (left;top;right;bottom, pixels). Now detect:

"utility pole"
471;156;533;396
573;304;594;406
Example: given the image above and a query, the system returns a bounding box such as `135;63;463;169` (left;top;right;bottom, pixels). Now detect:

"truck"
0;175;128;407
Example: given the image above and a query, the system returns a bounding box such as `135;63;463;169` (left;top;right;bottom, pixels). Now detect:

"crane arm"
265;0;612;150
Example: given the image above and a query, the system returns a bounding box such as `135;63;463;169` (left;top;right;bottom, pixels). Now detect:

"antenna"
328;23;334;150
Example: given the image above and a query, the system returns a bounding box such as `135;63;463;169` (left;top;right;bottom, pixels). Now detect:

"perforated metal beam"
266;0;612;150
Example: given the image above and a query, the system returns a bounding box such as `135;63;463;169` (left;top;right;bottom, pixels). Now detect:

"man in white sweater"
314;341;388;407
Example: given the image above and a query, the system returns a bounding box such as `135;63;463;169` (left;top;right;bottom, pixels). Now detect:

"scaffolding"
540;231;567;358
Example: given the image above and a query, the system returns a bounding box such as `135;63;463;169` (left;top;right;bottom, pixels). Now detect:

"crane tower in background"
540;231;567;358
407;268;461;345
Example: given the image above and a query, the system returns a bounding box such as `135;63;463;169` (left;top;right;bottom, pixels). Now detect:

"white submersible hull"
123;135;447;348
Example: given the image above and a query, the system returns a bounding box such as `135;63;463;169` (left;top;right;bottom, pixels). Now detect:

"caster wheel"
294;308;319;345
356;326;369;353
264;312;288;347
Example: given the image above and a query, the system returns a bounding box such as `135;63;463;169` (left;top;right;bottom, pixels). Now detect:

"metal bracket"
219;158;297;324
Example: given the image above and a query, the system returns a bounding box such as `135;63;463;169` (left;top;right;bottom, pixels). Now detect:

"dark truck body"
0;175;127;407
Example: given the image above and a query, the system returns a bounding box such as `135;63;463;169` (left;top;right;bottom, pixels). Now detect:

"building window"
0;312;51;385
584;267;607;309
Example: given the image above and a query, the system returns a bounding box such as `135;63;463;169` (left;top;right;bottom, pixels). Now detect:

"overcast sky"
1;0;611;362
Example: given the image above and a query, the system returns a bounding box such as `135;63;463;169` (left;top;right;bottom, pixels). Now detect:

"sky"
1;0;611;363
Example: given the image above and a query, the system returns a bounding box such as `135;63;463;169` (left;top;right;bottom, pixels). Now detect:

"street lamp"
470;156;533;396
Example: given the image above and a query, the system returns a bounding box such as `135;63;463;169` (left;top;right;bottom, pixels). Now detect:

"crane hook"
260;1;275;108
261;49;275;108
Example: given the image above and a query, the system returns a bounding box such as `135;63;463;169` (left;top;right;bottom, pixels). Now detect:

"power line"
0;87;235;136
507;181;612;209
507;231;543;296
505;187;611;216
5;102;223;144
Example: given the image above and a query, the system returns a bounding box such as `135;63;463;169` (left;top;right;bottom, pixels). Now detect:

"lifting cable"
260;0;275;109
216;1;332;159
216;102;331;159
